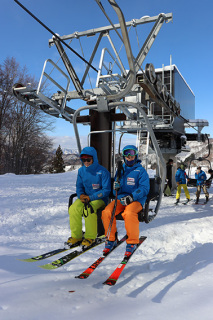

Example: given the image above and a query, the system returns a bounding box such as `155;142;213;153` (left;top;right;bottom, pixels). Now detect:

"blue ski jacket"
175;168;188;184
195;170;207;186
114;160;150;206
76;147;111;205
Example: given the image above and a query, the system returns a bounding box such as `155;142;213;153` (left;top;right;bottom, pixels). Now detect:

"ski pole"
106;160;123;240
106;190;118;240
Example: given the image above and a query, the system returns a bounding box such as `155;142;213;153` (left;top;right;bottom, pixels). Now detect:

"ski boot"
81;238;95;248
125;244;137;257
205;196;209;203
103;239;117;256
66;237;82;247
195;198;199;204
175;199;179;205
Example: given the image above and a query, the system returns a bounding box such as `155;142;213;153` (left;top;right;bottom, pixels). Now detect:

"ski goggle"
122;149;138;157
80;155;93;162
81;158;93;163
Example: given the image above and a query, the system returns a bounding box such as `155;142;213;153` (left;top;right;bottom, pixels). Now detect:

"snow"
0;170;213;320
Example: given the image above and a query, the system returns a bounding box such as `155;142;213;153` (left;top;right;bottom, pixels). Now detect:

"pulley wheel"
155;77;162;94
145;63;156;84
161;84;169;102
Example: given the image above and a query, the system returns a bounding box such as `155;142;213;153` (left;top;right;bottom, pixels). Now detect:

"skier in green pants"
68;146;111;248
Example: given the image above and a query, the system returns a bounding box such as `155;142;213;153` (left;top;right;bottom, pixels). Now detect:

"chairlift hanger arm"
95;0;124;43
102;0;136;101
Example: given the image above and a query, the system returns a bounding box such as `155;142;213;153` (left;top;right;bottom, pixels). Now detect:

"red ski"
103;236;147;286
76;235;127;279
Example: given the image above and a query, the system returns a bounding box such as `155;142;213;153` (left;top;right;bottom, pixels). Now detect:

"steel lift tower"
13;0;209;220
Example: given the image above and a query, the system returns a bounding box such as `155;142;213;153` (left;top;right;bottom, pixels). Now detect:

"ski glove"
80;194;90;203
113;181;120;191
120;195;133;206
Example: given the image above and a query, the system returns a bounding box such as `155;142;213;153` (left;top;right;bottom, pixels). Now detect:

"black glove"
120;195;133;206
113;181;120;191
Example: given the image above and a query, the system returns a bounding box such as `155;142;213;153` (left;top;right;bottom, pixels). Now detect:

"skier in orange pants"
102;200;142;244
101;145;150;256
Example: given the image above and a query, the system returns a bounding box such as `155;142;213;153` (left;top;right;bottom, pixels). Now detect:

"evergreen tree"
50;145;65;173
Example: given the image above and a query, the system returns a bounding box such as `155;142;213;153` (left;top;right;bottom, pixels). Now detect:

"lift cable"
14;0;98;73
94;0;124;43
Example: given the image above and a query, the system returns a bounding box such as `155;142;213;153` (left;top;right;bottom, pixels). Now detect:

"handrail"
72;105;97;154
37;59;70;111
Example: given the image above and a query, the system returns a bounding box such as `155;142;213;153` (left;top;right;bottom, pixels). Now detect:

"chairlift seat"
68;177;161;238
187;178;197;187
187;177;212;189
115;177;161;223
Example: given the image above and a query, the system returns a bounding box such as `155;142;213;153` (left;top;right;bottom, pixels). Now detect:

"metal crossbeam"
48;13;173;44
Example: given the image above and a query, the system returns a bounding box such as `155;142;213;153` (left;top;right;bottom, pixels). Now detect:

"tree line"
0;57;54;175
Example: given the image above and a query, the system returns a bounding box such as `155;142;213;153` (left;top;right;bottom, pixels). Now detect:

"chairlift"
68;100;166;236
14;0;170;236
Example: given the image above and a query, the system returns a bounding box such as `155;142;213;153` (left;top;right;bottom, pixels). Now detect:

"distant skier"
175;164;190;204
101;145;150;257
67;146;111;247
164;159;173;196
195;166;209;204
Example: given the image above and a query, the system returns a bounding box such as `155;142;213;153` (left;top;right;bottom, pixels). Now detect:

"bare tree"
0;57;55;174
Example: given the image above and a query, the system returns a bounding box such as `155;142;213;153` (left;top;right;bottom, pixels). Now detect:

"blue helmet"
122;145;138;166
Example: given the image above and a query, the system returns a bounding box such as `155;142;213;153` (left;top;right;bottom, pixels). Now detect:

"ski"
75;235;127;279
194;197;211;205
103;236;147;286
182;199;191;205
18;241;82;262
39;236;106;270
175;200;190;205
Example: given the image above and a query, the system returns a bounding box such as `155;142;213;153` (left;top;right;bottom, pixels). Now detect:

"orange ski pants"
101;200;143;244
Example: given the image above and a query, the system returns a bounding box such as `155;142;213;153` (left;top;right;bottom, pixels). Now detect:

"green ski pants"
68;198;105;239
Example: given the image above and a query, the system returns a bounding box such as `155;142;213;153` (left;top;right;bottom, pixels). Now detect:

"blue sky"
1;0;213;149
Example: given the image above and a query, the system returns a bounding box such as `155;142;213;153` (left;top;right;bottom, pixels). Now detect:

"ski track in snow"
0;171;213;320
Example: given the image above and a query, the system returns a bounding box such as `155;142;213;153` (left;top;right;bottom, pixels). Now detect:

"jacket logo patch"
92;184;100;189
127;177;135;185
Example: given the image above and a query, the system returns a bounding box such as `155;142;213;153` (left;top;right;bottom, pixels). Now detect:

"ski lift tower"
13;0;208;216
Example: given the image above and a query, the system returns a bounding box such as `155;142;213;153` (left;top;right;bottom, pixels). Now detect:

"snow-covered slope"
0;171;213;320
